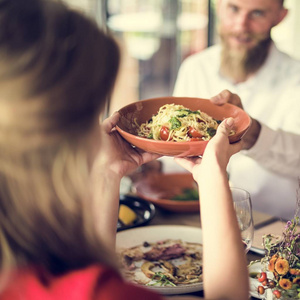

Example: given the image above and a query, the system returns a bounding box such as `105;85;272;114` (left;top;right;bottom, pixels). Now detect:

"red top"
0;265;164;300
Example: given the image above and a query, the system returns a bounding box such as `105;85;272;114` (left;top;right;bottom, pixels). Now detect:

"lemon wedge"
118;204;137;225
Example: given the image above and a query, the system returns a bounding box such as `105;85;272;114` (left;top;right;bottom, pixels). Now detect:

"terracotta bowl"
116;96;251;157
133;173;200;213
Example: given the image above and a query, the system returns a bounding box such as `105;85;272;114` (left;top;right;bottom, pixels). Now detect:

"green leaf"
207;127;216;137
146;272;176;287
171;188;199;201
169;117;181;130
176;109;200;118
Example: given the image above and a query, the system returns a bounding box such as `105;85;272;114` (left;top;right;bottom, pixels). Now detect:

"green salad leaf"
169;117;181;130
171;188;199;201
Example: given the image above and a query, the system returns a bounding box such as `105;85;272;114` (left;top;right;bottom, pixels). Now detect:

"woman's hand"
174;117;241;183
176;117;248;300
91;112;161;248
96;112;161;179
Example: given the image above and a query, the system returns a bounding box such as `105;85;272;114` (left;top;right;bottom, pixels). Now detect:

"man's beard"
219;30;272;83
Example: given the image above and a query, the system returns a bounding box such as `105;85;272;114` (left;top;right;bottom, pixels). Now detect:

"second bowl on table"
133;173;200;213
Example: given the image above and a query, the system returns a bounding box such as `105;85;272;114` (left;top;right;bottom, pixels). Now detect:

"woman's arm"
174;118;249;300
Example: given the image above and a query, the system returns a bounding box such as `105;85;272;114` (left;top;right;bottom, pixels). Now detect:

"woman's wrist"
194;156;227;189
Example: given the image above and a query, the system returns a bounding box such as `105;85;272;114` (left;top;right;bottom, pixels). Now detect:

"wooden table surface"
147;206;276;299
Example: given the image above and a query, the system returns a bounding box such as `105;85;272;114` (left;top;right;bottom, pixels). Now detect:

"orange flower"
279;278;293;290
290;268;300;276
274;258;290;275
293;276;300;285
268;257;277;272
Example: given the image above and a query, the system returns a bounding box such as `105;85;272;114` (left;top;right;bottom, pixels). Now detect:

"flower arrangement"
256;183;300;299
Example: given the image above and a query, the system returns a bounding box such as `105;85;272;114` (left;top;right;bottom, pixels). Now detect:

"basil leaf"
176;109;200;118
169;117;181;130
207;127;216;137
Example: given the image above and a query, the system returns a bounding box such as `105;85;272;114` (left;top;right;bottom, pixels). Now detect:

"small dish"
116;96;251;157
116;225;203;295
117;195;156;231
133;173;199;212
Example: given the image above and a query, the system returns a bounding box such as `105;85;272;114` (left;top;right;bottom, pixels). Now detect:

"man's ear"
274;8;288;27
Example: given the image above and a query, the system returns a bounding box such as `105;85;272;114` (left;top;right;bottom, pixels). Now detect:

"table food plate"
117;195;156;232
116;96;251;157
116;225;203;295
133;173;199;212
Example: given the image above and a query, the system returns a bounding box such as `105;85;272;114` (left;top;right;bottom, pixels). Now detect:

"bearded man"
172;0;300;220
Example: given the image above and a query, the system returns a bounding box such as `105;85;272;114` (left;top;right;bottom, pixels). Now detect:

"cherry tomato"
190;137;202;141
257;286;265;295
258;272;267;282
268;280;276;288
160;126;170;141
261;279;268;286
273;290;281;299
188;126;203;138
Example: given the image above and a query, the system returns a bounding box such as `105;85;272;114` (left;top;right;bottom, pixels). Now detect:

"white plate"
116;225;203;295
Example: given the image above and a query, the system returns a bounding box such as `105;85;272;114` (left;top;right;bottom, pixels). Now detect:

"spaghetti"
137;103;231;142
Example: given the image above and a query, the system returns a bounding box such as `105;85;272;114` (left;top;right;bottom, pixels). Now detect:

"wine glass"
231;187;254;253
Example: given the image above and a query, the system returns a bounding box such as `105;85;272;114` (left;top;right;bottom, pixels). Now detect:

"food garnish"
118;204;137;225
171;188;199;201
147;272;176;287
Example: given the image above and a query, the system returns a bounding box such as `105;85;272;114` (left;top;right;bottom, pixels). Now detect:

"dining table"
141;204;279;299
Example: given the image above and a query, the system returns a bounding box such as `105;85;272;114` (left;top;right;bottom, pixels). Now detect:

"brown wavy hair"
0;0;120;288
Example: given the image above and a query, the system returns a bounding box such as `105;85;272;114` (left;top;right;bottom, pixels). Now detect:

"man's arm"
211;90;300;178
244;123;300;178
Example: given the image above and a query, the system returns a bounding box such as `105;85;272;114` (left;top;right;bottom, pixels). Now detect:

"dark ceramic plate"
117;195;156;231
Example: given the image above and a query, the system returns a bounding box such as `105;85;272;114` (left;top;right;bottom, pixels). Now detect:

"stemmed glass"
231;187;254;253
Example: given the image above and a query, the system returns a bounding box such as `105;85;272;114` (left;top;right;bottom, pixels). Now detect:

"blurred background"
63;0;300;112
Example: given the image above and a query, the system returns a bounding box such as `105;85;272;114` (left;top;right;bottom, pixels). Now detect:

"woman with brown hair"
0;0;248;299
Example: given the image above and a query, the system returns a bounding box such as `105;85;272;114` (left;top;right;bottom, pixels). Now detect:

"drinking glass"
231;187;254;253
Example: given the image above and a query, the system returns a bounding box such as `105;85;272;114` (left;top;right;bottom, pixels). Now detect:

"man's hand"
210;89;261;150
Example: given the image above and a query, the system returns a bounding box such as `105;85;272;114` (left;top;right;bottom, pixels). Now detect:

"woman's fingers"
217;117;234;136
230;141;243;155
174;157;202;172
102;111;120;133
213;118;242;155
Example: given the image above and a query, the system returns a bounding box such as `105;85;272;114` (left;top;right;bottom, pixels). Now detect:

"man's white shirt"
173;43;300;220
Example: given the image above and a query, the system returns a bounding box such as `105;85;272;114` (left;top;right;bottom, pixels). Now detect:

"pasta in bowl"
137;103;235;142
116;96;251;157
